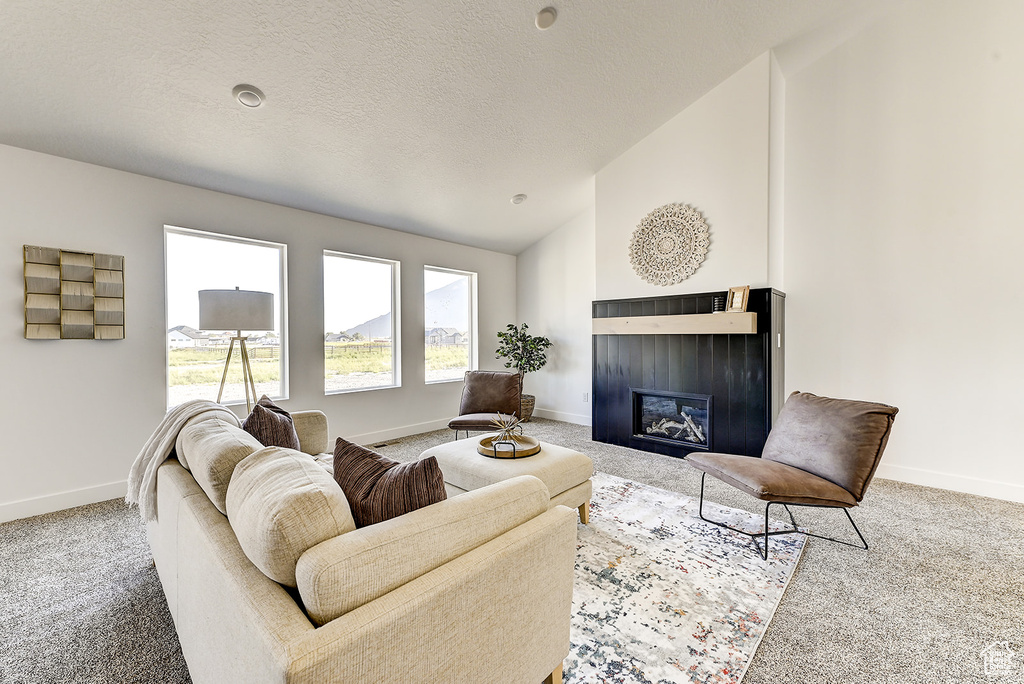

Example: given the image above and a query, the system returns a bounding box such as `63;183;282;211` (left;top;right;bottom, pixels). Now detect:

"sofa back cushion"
227;447;356;587
173;412;238;472
176;418;264;514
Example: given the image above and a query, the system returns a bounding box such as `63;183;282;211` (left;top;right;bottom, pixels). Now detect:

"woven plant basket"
520;394;536;422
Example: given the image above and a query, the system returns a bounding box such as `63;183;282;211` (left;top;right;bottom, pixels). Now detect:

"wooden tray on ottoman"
477;434;541;459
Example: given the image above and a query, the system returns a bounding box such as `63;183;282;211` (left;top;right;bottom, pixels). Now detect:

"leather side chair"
686;391;898;559
448;371;523;439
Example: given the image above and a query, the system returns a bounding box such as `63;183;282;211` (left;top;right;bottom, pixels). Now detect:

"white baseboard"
0;479;128;524
349;418;452;446
534;408;592;426
875;463;1024;504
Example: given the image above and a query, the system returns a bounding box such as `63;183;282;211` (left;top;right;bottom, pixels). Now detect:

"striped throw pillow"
242;395;301;450
332;437;446;527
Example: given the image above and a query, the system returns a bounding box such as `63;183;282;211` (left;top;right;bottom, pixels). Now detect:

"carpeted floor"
0;498;190;684
2;418;1022;683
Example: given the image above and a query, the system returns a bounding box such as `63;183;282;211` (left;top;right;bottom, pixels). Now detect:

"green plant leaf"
494;323;552;375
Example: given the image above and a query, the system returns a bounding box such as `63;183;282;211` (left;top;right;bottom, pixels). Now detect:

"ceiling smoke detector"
232;84;265;108
511;194;527;205
535;7;557;30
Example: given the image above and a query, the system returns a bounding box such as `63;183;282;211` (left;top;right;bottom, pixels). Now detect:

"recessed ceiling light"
536;7;557;30
511;194;527;205
232;84;265;108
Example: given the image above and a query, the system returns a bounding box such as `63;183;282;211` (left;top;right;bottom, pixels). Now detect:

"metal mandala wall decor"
628;203;710;286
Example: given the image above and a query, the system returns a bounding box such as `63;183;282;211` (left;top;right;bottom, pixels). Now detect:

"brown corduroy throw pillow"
332;437;446;527
241;395;301;450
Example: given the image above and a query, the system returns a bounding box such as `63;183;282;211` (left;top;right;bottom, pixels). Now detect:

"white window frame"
323;250;401;395
164;225;289;409
423;265;478;385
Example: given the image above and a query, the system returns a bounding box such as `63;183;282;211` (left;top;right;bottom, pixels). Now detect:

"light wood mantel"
592;312;757;335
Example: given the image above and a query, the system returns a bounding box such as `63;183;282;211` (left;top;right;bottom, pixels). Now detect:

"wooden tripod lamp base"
216;333;259;413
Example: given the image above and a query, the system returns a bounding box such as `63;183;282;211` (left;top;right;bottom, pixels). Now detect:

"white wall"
767;52;786;289
516;201;596;425
522;3;1024;504
783;0;1024;501
517;54;773;427
0;144;515;522
595;53;771;300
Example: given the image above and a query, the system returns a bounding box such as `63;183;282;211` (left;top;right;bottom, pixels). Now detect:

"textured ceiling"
1;0;880;254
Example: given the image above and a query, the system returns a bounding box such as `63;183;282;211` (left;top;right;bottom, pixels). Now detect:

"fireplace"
632;390;712;452
592;287;785;459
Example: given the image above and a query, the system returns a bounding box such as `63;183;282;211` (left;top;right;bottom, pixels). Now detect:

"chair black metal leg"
758;503;771;560
697;472;870;559
698;474;797;560
796;508;869;550
844;509;869;550
781;504;798;529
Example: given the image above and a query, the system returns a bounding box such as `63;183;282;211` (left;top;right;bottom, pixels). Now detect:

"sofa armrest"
296;475;549;625
291;410;329;456
289;505;578;684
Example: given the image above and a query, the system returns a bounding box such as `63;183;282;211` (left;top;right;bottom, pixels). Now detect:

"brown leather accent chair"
448;371;523;439
686;391;898;559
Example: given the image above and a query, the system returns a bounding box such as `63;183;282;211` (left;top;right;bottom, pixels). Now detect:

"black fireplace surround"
592;288;785;459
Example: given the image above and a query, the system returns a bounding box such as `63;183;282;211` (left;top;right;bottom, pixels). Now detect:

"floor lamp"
198;287;275;413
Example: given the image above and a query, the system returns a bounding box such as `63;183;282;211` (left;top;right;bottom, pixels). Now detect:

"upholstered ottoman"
420;439;594;524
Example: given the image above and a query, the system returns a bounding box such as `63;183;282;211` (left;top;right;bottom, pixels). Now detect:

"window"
424;266;476;383
165;227;286;408
324;251;399;393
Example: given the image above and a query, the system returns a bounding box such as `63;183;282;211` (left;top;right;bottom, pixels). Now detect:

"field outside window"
165;228;286;408
324;252;399;393
424;266;476;383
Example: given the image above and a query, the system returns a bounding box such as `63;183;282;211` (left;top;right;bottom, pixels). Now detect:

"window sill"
325;384;400;396
168;393;289;412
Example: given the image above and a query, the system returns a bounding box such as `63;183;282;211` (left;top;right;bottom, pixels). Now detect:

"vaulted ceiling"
2;1;881;254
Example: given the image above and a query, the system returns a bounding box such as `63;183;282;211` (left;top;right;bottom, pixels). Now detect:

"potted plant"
495;323;552;422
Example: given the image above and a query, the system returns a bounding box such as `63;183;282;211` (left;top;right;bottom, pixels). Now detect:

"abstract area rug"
566;473;805;684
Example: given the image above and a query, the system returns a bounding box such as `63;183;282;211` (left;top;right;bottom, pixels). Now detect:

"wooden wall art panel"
24;245;124;340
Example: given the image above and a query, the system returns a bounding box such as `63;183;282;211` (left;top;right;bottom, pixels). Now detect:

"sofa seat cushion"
175;418;264;514
686;452;859;507
333;437;446;528
227;447;356;587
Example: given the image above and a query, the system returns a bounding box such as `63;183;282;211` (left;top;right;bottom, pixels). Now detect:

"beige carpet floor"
2;417;1022;683
380;419;1024;684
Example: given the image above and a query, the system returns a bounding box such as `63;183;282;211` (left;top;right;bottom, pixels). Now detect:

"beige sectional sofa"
147;410;578;684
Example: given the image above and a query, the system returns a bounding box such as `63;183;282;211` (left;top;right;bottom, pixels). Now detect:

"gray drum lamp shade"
198;289;274;332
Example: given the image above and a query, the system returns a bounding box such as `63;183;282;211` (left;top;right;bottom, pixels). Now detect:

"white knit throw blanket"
126;400;241;522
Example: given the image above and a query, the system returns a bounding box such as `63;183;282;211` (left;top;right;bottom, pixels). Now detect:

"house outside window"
164;226;287;408
424;266;476;383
